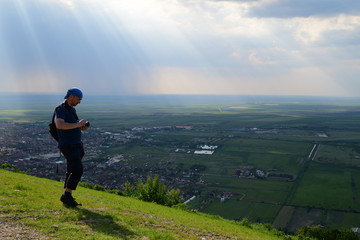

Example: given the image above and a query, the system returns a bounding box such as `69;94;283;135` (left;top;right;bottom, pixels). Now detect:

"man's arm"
55;118;87;130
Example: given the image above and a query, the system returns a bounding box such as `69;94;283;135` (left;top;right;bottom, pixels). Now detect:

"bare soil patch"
0;220;50;240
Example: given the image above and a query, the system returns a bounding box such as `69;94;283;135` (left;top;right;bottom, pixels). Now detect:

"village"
0;121;215;199
0;120;286;203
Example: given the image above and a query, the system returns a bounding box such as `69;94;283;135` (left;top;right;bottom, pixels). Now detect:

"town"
0;120;279;201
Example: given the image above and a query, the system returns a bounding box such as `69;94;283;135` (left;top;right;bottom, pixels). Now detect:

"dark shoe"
60;194;82;207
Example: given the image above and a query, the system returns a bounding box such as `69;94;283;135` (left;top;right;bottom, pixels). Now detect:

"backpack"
48;120;58;141
49;104;63;142
49;102;79;142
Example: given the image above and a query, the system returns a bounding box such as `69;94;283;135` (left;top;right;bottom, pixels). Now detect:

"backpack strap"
53;102;79;124
51;103;63;126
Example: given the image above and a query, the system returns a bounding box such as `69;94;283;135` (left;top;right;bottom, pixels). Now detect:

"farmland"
1;94;360;232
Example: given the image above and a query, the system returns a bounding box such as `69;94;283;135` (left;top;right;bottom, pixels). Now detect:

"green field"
291;163;360;211
1;94;360;233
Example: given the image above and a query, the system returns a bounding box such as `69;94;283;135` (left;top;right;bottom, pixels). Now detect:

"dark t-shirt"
55;102;81;147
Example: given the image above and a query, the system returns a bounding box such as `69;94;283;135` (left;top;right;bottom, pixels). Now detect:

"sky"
0;0;359;97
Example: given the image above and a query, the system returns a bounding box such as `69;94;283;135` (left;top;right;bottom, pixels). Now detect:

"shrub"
1;163;18;171
126;175;184;207
123;182;135;197
296;225;359;240
136;175;168;205
172;203;189;211
239;218;252;228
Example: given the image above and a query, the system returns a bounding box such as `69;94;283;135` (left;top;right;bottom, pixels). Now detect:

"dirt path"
0;221;50;240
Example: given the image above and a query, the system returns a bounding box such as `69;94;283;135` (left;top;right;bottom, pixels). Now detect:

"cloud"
245;0;360;18
56;0;75;9
0;0;359;96
289;15;360;45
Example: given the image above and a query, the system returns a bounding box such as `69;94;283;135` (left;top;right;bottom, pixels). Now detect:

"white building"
199;145;218;150
194;150;214;155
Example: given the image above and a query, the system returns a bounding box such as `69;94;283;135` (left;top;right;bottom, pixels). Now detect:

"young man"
55;88;89;207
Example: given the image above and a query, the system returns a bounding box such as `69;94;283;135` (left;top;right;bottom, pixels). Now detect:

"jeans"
59;143;85;190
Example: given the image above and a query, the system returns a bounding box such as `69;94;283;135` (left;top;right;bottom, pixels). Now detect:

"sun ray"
5;0;61;93
0;0;359;96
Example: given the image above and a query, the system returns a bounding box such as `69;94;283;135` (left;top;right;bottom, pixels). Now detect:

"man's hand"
77;119;86;128
55;118;88;130
78;119;89;131
80;125;89;131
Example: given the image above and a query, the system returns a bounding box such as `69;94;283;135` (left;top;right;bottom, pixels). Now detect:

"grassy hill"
0;169;298;240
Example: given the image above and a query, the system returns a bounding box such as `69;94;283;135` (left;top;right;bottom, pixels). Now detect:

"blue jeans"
60;144;85;190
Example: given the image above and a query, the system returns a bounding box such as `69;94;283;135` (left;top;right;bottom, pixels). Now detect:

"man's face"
68;95;82;106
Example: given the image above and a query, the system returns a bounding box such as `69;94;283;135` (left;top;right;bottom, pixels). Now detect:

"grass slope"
0;169;296;240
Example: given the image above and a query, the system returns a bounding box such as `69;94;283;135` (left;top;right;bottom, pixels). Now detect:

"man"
55;88;89;207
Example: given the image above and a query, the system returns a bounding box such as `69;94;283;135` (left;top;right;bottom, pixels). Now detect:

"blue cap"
64;88;83;99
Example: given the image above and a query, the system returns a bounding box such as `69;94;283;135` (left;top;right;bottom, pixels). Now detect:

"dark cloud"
212;0;360;18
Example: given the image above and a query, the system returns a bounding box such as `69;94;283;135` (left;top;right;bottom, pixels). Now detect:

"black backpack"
49;103;78;141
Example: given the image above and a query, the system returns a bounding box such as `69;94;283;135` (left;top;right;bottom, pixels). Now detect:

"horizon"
1;92;360;110
3;91;360;99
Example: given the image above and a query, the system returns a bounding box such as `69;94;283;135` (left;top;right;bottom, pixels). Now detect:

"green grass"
203;200;281;223
201;177;291;200
315;144;360;167
273;206;295;230
217;138;309;173
0;169;298;240
290;162;360;211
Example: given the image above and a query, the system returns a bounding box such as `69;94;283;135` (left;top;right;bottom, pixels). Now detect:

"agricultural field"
1;94;360;232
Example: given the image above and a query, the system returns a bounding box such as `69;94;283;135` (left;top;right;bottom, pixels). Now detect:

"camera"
85;121;90;127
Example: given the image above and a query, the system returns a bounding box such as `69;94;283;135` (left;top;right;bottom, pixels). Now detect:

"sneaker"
60;194;82;207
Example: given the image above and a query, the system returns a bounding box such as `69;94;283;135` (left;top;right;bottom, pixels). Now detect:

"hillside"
0;169;296;240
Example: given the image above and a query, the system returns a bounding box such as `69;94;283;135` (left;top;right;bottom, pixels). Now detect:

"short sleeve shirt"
55;102;81;147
